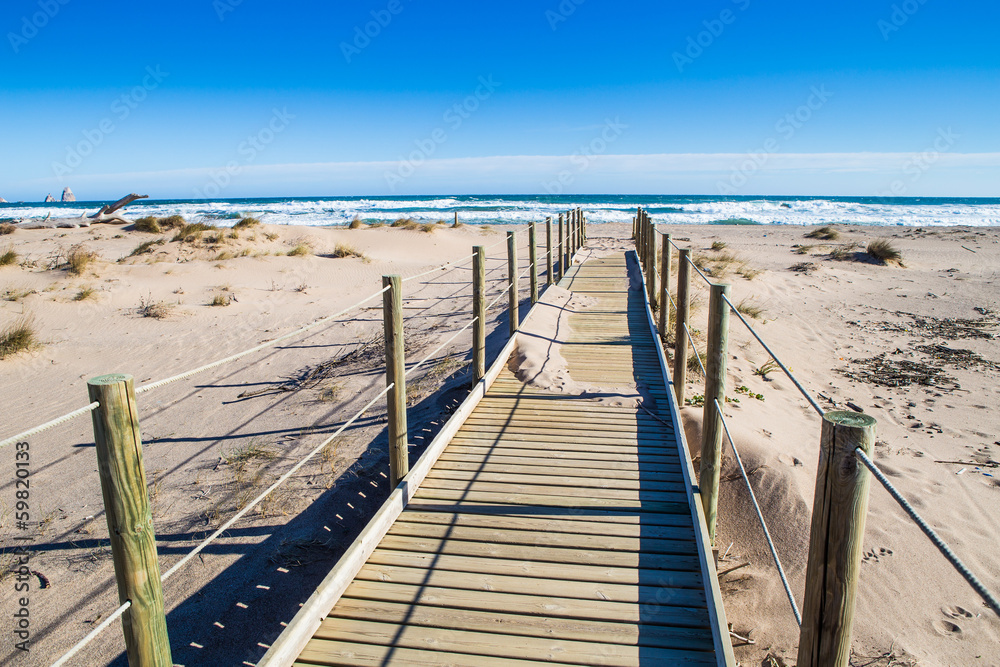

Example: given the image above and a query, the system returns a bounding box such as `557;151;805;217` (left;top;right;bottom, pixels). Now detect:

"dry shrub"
137;294;171;319
0;246;17;266
67;245;98;275
74;287;96;301
331;243;365;259
0;223;15;236
233;216;260;229
805;225;840;240
348;217;365;229
287;243;311;257
867;238;903;265
0;317;37;359
211;293;232;307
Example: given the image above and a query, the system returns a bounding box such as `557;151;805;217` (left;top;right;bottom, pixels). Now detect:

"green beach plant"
0;317;37;359
867;238;903;265
0;246;17;266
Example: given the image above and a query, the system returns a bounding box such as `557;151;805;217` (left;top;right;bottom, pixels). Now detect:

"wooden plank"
374;535;703;571
296;639;547;667
385;521;698;555
340;581;712;628
311;618;717;666
442;443;677;463
393;510;694;539
365;549;703;588
410;486;690;513
430;459;684;480
327;599;714;650
400;503;697;528
417;477;690;503
424;468;685;492
354;562;706;607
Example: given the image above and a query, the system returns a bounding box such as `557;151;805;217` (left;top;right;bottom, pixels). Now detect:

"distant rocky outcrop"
62;187;76;202
44;194;55;202
0;197;7;203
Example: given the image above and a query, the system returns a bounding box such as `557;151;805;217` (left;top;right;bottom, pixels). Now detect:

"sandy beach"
1;218;999;665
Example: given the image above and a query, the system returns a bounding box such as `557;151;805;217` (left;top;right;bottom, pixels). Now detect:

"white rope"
716;399;802;625
682;322;706;377
0;401;100;450
685;254;713;287
135;286;391;395
855;447;1000;618
51;600;131;667
486;287;510;311
406;318;477;378
517;262;535;282
720;293;824;417
160;383;393;583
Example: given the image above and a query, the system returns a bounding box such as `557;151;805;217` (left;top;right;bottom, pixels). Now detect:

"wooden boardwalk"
268;252;733;666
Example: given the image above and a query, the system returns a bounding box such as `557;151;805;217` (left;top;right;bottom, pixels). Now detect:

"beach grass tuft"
805;225;840;240
159;215;187;229
754;359;780;378
711;240;727;251
0;246;17;266
867;238;903;265
0;223;15;235
130;239;165;257
391;217;421;230
736;298;766;320
172;222;216;242
233;216;261;229
348;216;365;229
67;245;98;275
133;216;162;233
0;317;37;359
331;242;365;259
420;222;438;233
287;243;311;257
210;293;232;307
74;287;96;301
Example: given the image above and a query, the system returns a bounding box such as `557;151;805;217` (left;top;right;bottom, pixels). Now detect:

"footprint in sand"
943;605;974;619
932;619;963;636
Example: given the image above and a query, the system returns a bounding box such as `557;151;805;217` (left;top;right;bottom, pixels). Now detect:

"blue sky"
2;0;999;200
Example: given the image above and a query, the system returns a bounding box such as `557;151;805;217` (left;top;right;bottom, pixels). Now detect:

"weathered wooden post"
647;223;658;307
472;246;486;383
659;232;672;341
507;231;519;336
557;213;565;281
632;216;637;242
454;211;459;227
382;275;409;486
87;374;172;666
797;412;876;667
673;249;691;405
545;217;554;285
564;211;571;270
528;221;539;304
699;283;731;543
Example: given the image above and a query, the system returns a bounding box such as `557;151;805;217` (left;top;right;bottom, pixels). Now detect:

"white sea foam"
3;196;999;227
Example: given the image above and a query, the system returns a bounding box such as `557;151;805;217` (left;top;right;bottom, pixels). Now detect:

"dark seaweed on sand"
841;353;960;390
849;311;998;340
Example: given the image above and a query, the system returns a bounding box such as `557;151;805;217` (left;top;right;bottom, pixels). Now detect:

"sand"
1;219;998;665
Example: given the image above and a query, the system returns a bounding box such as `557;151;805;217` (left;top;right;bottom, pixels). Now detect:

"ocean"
3;195;1000;228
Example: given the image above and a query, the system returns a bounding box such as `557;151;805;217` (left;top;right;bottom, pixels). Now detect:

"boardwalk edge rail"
631;249;737;667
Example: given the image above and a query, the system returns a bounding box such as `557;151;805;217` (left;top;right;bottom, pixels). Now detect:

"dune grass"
172;222;216;242
130;239;165;257
210;293;232;307
735;297;766;320
287;243;311;257
137;294;171;319
0;246;17;266
134;216;162;233
867;238;903;265
74;287;96;301
348;217;365;229
67;245;98;275
0;317;37;359
805;225;840;240
710;240;727;251
233;216;261;229
0;223;15;235
331;242;366;259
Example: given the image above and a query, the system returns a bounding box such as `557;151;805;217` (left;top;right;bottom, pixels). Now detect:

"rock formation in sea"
62;187;76;202
0;196;8;203
44;194;55;202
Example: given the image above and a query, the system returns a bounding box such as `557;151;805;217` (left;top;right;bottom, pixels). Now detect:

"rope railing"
0;401;100;450
52;382;396;663
682;322;706;377
716;399;802;625
855;447;1000;618
637;205;1000;658
135;286;392;395
405;318;478;379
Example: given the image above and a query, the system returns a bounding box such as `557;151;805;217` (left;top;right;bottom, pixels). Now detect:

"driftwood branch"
14;193;149;229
